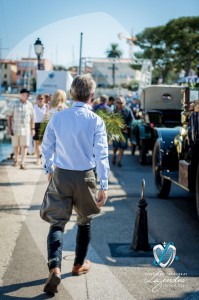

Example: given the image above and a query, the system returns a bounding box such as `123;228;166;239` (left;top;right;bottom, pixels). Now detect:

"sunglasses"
38;98;44;100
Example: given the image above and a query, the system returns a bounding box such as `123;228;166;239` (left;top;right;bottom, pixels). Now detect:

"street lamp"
79;32;83;75
112;59;116;87
34;38;44;70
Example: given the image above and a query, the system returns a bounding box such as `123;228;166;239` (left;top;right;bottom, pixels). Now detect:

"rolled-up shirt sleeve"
41;117;56;174
93;117;110;190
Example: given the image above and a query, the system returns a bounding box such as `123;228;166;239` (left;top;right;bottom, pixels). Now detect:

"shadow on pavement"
0;272;74;300
155;290;199;300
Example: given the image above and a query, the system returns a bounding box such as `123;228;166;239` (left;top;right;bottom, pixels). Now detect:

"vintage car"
131;85;186;164
152;87;199;218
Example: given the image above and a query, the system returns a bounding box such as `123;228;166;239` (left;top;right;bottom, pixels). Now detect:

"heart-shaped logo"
153;242;177;268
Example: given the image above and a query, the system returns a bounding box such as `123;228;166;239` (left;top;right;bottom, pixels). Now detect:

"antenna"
27;45;32;91
118;30;152;96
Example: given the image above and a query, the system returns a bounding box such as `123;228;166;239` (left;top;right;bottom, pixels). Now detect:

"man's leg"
41;168;73;294
11;136;19;166
47;225;63;271
72;223;91;275
112;147;117;164
74;224;91;265
13;146;19;166
117;135;128;167
20;146;27;168
117;148;124;167
34;140;41;164
72;169;100;275
19;135;30;169
44;225;63;294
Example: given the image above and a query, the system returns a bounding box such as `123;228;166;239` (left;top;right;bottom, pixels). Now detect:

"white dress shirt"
34;104;47;123
41;101;110;190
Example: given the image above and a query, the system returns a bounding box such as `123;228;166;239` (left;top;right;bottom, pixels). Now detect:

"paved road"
0;150;199;300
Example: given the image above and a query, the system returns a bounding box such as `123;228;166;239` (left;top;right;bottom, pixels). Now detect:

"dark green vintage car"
131;85;186;164
152;87;199;219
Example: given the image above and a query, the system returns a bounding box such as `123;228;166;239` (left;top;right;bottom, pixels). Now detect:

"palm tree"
106;43;123;86
106;43;123;58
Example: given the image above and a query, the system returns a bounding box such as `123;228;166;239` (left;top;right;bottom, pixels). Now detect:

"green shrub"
39;109;125;142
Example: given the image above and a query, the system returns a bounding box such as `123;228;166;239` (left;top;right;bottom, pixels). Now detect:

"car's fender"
153;127;181;170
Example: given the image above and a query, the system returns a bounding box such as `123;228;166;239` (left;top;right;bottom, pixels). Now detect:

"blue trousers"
47;224;91;270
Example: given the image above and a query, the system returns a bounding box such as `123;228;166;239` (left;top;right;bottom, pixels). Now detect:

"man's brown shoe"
72;259;91;276
43;272;61;295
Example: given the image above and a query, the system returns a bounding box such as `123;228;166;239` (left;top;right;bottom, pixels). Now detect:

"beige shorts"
11;135;30;147
40;168;100;229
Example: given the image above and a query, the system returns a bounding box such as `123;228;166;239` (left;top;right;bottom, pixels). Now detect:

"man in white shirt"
41;74;110;295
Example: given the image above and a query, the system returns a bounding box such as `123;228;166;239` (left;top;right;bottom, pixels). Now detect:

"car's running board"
161;171;190;192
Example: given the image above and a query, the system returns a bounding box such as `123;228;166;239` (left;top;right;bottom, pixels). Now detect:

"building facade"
16;58;53;91
0;60;17;91
0;58;53;93
82;58;141;87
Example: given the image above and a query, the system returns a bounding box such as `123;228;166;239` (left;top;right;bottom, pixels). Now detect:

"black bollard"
131;179;149;251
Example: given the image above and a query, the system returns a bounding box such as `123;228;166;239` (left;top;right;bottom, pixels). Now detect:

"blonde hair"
51;90;66;108
92;97;100;106
70;74;96;102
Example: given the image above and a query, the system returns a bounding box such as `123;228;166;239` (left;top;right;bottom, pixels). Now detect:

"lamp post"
34;38;44;70
79;32;83;75
112;59;116;87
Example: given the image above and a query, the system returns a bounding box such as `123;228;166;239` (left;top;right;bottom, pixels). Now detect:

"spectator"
44;94;51;110
91;97;100;108
93;95;112;113
7;88;35;170
108;96;115;111
112;96;133;167
130;97;140;112
46;89;68;119
33;94;48;165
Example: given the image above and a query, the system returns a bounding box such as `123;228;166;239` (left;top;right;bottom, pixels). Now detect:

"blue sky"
0;0;198;66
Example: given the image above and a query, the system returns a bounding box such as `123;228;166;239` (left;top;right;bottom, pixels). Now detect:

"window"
162;93;172;102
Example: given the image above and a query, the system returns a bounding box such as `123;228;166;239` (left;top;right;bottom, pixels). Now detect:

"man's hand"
97;190;108;207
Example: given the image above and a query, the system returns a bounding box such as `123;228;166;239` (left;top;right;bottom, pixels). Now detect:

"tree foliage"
96;110;125;141
53;65;67;71
39;110;125;142
106;43;123;58
135;16;199;82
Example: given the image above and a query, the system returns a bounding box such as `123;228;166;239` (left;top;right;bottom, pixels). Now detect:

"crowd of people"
90;93;141;166
7;83;141;170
